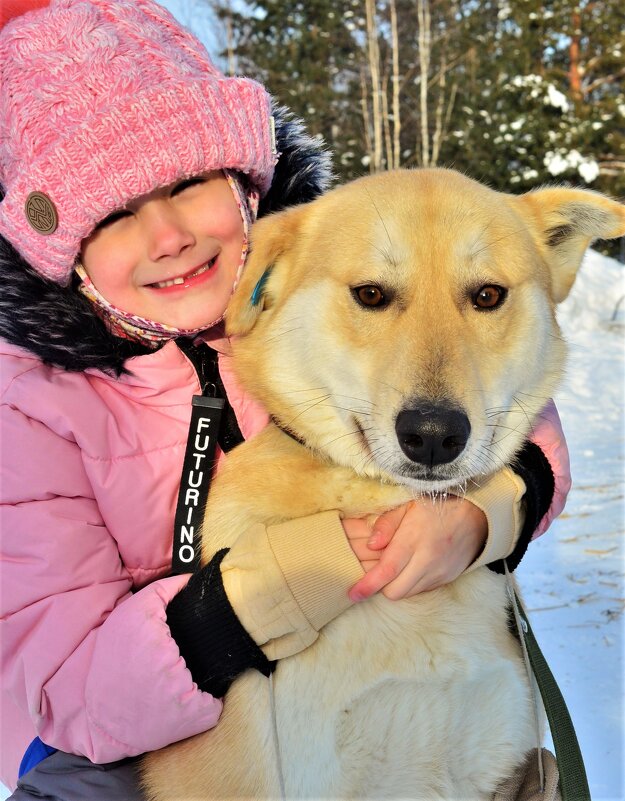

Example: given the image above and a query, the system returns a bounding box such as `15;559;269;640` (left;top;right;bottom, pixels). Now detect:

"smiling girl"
0;1;570;799
78;173;247;331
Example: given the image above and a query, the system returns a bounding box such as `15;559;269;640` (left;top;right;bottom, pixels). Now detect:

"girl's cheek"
203;201;244;239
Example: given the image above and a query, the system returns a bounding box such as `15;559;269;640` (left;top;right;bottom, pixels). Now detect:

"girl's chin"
151;300;227;331
129;291;227;331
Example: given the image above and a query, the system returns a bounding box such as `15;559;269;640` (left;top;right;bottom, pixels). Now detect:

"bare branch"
584;67;625;97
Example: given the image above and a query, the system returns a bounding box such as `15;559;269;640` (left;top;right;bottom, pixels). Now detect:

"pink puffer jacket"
0;337;569;790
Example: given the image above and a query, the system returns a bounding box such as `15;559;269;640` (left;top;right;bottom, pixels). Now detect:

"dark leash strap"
506;565;591;801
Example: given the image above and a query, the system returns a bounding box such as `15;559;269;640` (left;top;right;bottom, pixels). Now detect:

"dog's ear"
226;205;305;336
517;187;625;303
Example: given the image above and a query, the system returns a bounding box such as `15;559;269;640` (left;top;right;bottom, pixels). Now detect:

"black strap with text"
171;395;224;575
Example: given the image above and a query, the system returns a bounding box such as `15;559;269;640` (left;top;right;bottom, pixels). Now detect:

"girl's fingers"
367;504;410;550
347;537;385;565
349;545;411;602
348;566;391;602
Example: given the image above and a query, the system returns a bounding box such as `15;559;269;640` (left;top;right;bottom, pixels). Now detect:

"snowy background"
1;249;622;798
516;248;624;800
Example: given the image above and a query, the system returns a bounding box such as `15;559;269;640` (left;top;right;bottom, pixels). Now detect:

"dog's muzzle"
395;403;471;467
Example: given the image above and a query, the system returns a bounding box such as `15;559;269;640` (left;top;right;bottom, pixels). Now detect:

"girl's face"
80;171;245;330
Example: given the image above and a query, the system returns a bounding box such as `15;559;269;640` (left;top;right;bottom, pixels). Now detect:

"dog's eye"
472;285;507;311
353;285;388;308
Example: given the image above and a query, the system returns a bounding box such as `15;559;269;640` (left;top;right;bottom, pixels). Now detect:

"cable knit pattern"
0;0;276;284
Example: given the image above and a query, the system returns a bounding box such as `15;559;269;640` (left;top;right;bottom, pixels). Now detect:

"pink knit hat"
0;0;277;285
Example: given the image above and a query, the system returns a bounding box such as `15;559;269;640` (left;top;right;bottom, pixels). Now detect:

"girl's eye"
472;284;508;310
171;176;206;196
94;209;132;230
352;285;388;308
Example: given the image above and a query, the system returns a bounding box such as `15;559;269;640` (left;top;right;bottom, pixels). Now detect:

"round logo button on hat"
25;192;58;235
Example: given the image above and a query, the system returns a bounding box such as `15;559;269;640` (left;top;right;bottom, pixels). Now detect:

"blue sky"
157;0;222;63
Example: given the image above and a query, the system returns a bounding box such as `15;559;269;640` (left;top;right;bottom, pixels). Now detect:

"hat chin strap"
75;171;259;346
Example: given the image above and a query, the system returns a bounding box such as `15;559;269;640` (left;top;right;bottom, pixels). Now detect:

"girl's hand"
343;497;487;602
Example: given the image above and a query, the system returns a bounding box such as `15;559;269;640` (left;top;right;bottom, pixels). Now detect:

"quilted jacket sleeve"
527;399;571;537
0;400;221;765
483;399;571;574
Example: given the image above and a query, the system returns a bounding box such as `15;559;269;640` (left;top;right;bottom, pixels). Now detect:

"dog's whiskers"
259;315;304;344
515;391;552;402
282;387;328;394
317;429;364;451
285;395;333;426
471;226;532;257
328;406;373;416
484;405;543;418
511;395;534;430
290;394;332;407
334;394;376;408
282;389;375;407
373;378;404;397
264;326;301;344
485;426;527;446
475;443;508;472
364;187;394;254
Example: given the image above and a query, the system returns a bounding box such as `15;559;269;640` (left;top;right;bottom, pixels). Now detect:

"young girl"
0;1;570;798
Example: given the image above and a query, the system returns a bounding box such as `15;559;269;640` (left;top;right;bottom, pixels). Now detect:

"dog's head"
226;169;625;491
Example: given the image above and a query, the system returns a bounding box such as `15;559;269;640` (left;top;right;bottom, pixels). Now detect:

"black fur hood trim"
0;104;333;374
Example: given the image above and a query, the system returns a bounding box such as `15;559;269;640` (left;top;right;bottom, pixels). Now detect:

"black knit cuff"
166;549;275;697
488;441;555;575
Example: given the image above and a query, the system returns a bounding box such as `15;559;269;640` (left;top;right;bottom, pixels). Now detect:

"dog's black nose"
395;404;470;466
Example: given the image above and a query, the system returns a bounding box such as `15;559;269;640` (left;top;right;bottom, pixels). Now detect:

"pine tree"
212;0;366;178
440;0;624;202
553;0;625;198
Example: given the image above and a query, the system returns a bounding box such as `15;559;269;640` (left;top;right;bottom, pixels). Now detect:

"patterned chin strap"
75;171;259;346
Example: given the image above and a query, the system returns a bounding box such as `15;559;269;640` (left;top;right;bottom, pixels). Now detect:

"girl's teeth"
151;259;215;289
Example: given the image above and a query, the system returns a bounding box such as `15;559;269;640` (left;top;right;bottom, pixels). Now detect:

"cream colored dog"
142;169;625;800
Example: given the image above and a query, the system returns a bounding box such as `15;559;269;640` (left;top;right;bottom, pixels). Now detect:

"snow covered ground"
1;248;623;799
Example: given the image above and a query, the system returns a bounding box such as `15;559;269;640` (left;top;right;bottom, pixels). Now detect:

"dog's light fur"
142;169;625;800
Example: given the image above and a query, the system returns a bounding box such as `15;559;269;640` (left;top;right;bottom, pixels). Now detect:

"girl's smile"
146;256;218;290
80;171;245;330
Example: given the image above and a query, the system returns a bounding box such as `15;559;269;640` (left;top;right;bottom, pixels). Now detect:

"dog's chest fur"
144;429;535;800
270;575;534;799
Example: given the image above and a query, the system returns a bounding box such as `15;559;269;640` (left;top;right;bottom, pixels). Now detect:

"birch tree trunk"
417;0;432;167
381;76;393;170
431;48;446;166
225;6;236;76
389;0;401;169
365;0;383;171
360;67;374;171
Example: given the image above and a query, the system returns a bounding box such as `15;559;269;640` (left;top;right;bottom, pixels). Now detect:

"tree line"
206;0;624;255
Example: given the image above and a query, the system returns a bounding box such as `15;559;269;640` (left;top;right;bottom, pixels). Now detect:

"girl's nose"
140;200;195;261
